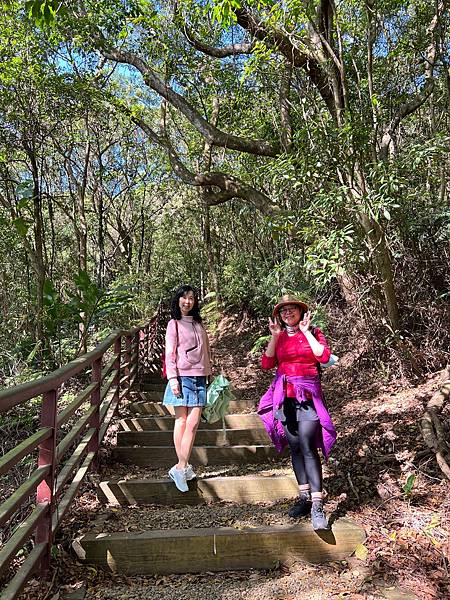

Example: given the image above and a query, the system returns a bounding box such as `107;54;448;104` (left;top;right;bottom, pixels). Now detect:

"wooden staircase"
73;376;365;575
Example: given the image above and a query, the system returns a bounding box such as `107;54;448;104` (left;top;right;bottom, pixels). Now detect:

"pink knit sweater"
165;316;212;379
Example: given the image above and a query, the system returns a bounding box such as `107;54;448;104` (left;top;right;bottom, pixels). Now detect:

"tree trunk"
26;144;47;350
280;60;292;152
203;202;220;303
77;138;90;275
201;93;221;302
356;208;399;330
96;142;105;288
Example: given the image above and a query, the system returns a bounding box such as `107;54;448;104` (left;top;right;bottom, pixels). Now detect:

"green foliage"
210;0;241;27
201;292;221;335
24;0;66;26
403;473;416;497
250;334;271;356
67;270;134;332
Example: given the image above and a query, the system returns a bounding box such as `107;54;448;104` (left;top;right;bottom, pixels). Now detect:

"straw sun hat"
272;294;308;318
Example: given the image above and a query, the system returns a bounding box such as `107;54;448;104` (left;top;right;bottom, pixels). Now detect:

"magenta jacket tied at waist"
258;374;337;458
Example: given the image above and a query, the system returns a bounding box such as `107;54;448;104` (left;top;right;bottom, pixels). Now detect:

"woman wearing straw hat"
259;294;337;530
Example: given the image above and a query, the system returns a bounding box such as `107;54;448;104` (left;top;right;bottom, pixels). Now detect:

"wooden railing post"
113;336;121;414
132;330;140;385
139;328;145;378
88;357;102;470
145;324;150;370
123;334;132;402
36;388;58;576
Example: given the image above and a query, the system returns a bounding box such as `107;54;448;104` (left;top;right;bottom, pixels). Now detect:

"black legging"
281;398;323;492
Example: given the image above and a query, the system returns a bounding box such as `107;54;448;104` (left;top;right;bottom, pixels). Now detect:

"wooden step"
97;474;298;506
117;428;271;447
73;518;365;575
140;373;164;381
126;401;171;416
127;399;255;416
139;366;163;378
138;382;166;393
112;445;282;467
119;413;264;432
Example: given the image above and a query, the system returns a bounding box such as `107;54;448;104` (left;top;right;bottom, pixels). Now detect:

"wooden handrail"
57;382;98;427
0;503;49;577
2;542;47;600
0;466;50;528
56;405;97;461
55;429;96;497
0;428;52;476
101;353;118;380
0;304;166;600
0;322;147;413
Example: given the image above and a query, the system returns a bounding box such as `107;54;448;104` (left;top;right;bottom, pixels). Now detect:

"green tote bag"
202;374;235;424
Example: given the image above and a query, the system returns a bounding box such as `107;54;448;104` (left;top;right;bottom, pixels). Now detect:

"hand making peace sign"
268;316;282;337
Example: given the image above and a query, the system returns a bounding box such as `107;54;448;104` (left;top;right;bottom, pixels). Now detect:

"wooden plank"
101;354;117;380
73;518;366;575
0;465;50;527
127;399;256;416
97;474;298;506
57;383;98;427
117;428;270;447
138;390;165;402
138;382;166;392
52;452;96;535
0;428;51;477
127;401;170;416
55;429;96;496
56;405;96;461
112;445;282;467
0;503;48;577
1;542;46;600
100;371;117;402
119;413;264;432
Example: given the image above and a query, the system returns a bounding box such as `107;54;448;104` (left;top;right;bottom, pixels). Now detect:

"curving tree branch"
182;26;255;58
97;41;279;157
379;79;435;160
125;109;277;214
420;367;450;480
235;6;336;117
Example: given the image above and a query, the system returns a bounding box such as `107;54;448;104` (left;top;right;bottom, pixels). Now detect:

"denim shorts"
163;376;207;407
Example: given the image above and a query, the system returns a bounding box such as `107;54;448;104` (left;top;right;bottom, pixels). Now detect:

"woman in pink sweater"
163;285;212;492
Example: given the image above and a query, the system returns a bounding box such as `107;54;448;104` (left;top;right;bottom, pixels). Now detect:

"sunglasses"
279;306;299;315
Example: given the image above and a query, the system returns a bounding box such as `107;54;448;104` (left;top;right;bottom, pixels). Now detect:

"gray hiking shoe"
185;464;197;481
288;495;312;518
311;502;329;530
168;466;189;492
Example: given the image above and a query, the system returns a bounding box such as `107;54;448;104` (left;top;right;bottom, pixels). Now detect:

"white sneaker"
185;464;196;481
168;466;189;492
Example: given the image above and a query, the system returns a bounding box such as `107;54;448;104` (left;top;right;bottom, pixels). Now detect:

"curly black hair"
170;285;202;322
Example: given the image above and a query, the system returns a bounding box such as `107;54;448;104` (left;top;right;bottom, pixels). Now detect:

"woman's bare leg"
173;406;188;467
177;406;202;468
